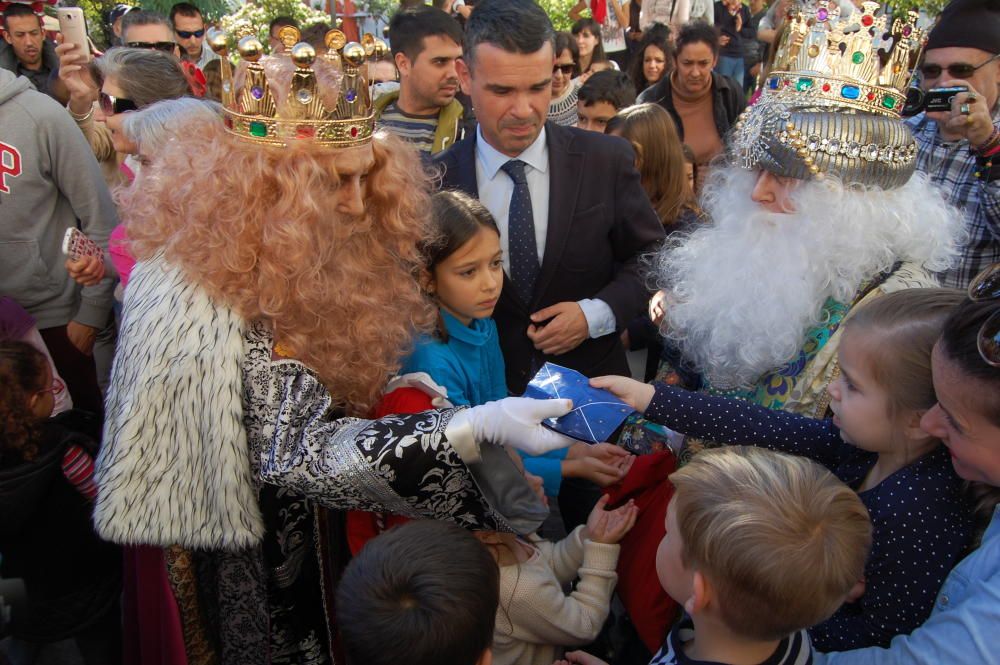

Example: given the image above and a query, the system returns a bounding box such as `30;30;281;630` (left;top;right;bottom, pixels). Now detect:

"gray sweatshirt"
0;68;117;329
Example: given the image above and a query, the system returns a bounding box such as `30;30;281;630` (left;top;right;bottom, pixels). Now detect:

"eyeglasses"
919;53;1000;80
99;90;137;115
175;29;205;39
126;41;177;53
967;263;1000;367
553;63;575;76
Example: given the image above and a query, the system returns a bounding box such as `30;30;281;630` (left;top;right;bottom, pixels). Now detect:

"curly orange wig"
121;120;437;414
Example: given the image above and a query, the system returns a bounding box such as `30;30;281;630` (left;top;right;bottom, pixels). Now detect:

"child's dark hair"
423;190;500;273
578;70;637;110
0;341;50;463
336;520;500;665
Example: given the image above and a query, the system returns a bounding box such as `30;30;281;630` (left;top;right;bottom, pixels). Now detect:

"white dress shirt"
473;126;616;339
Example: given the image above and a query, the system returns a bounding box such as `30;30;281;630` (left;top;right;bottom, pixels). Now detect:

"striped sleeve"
62;444;99;501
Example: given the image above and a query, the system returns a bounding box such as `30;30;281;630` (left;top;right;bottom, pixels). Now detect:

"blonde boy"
557;447;872;665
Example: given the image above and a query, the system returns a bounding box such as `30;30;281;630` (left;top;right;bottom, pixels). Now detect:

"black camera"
901;86;969;117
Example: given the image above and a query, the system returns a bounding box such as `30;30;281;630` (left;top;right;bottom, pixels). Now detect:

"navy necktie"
500;159;540;304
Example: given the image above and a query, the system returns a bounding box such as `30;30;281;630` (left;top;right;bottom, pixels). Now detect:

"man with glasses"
374;6;470;154
169;2;218;69
908;0;1000;289
120;9;178;58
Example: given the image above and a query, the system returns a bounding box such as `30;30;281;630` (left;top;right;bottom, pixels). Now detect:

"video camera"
901;85;969;117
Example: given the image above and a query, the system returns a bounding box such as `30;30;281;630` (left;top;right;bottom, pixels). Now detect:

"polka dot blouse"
645;382;975;651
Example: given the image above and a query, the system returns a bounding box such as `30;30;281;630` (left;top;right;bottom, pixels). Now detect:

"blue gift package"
522;363;636;443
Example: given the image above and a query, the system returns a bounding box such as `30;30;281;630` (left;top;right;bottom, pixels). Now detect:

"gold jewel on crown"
763;0;926;118
206;25;376;148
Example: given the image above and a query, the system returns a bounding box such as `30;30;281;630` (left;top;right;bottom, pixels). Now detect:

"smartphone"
62;228;104;263
57;7;92;63
925;86;968;112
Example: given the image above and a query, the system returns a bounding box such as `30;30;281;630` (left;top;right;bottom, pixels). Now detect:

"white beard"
655;167;961;389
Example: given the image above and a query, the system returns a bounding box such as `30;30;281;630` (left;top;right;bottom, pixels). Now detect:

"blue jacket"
817;506;1000;665
400;309;567;494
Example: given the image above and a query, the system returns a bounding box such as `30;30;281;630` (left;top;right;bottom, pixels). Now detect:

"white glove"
445;397;576;462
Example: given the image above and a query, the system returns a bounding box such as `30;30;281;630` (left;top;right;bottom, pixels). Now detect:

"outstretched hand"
584;494;638;544
590;375;655;413
458;396;577;456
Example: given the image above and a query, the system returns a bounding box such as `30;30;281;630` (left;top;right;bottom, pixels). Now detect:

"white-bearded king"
93;25;571;665
648;0;962;421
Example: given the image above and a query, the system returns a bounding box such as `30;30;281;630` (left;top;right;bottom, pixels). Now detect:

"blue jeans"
716;55;744;88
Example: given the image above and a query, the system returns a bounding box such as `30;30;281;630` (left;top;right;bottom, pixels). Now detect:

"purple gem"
817;7;829;21
251;86;264;100
902;25;912;36
346;89;357;103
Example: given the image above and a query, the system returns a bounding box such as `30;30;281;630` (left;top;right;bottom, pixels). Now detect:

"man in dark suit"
435;0;664;398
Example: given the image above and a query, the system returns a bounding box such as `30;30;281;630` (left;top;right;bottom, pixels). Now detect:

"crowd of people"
1;0;998;665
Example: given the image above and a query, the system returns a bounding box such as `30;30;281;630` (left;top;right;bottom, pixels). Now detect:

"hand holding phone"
63;228;103;263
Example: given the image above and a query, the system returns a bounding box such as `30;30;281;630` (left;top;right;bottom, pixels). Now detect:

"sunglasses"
176;28;205;39
126;41;176;53
919;53;1000;80
99;90;137;115
553;63;576;75
967;263;1000;367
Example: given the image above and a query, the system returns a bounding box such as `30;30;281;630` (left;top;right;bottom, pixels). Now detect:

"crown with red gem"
206;25;374;148
764;0;925;117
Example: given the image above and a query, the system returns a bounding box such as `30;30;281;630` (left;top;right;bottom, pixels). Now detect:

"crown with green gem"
206;25;375;148
764;0;925;117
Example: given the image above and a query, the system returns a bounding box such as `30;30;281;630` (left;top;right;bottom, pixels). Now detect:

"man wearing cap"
624;0;961;456
907;0;1000;289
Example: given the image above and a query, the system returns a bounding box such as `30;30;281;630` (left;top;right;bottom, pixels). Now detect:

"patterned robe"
94;255;548;664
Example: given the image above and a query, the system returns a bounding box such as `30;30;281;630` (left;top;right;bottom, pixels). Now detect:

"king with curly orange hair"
93;28;573;664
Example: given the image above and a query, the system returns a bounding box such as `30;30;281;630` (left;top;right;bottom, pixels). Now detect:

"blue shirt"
399;308;567;493
817;507;1000;665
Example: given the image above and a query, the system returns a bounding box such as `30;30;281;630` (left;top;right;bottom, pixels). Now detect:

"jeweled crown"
764;0;925;117
207;25;375;148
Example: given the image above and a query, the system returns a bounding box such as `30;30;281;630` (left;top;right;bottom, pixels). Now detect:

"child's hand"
564;442;634;487
590;375;655;413
584;495;638;544
553;651;610;665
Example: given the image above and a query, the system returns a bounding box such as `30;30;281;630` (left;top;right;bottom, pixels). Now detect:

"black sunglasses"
99;90;137;115
553;63;575;75
176;29;205;39
126;40;177;53
919;53;1000;80
967;264;1000;367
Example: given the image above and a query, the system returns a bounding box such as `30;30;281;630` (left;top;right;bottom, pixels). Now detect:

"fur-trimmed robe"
94;255;548;664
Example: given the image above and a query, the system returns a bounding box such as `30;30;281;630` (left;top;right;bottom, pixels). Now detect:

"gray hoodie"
0;68;117;329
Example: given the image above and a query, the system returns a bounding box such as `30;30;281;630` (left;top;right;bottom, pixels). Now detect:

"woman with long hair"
627;25;672;94
571;17;613;79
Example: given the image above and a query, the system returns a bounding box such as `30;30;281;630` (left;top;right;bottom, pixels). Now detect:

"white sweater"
492;526;621;665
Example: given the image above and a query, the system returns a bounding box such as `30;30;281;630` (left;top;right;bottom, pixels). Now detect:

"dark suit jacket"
434;122;666;393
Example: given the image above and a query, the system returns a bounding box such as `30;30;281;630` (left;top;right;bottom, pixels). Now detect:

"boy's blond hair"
669;446;872;641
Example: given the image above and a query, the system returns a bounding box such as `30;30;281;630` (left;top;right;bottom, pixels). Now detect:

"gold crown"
207;25;375;148
763;0;925;118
